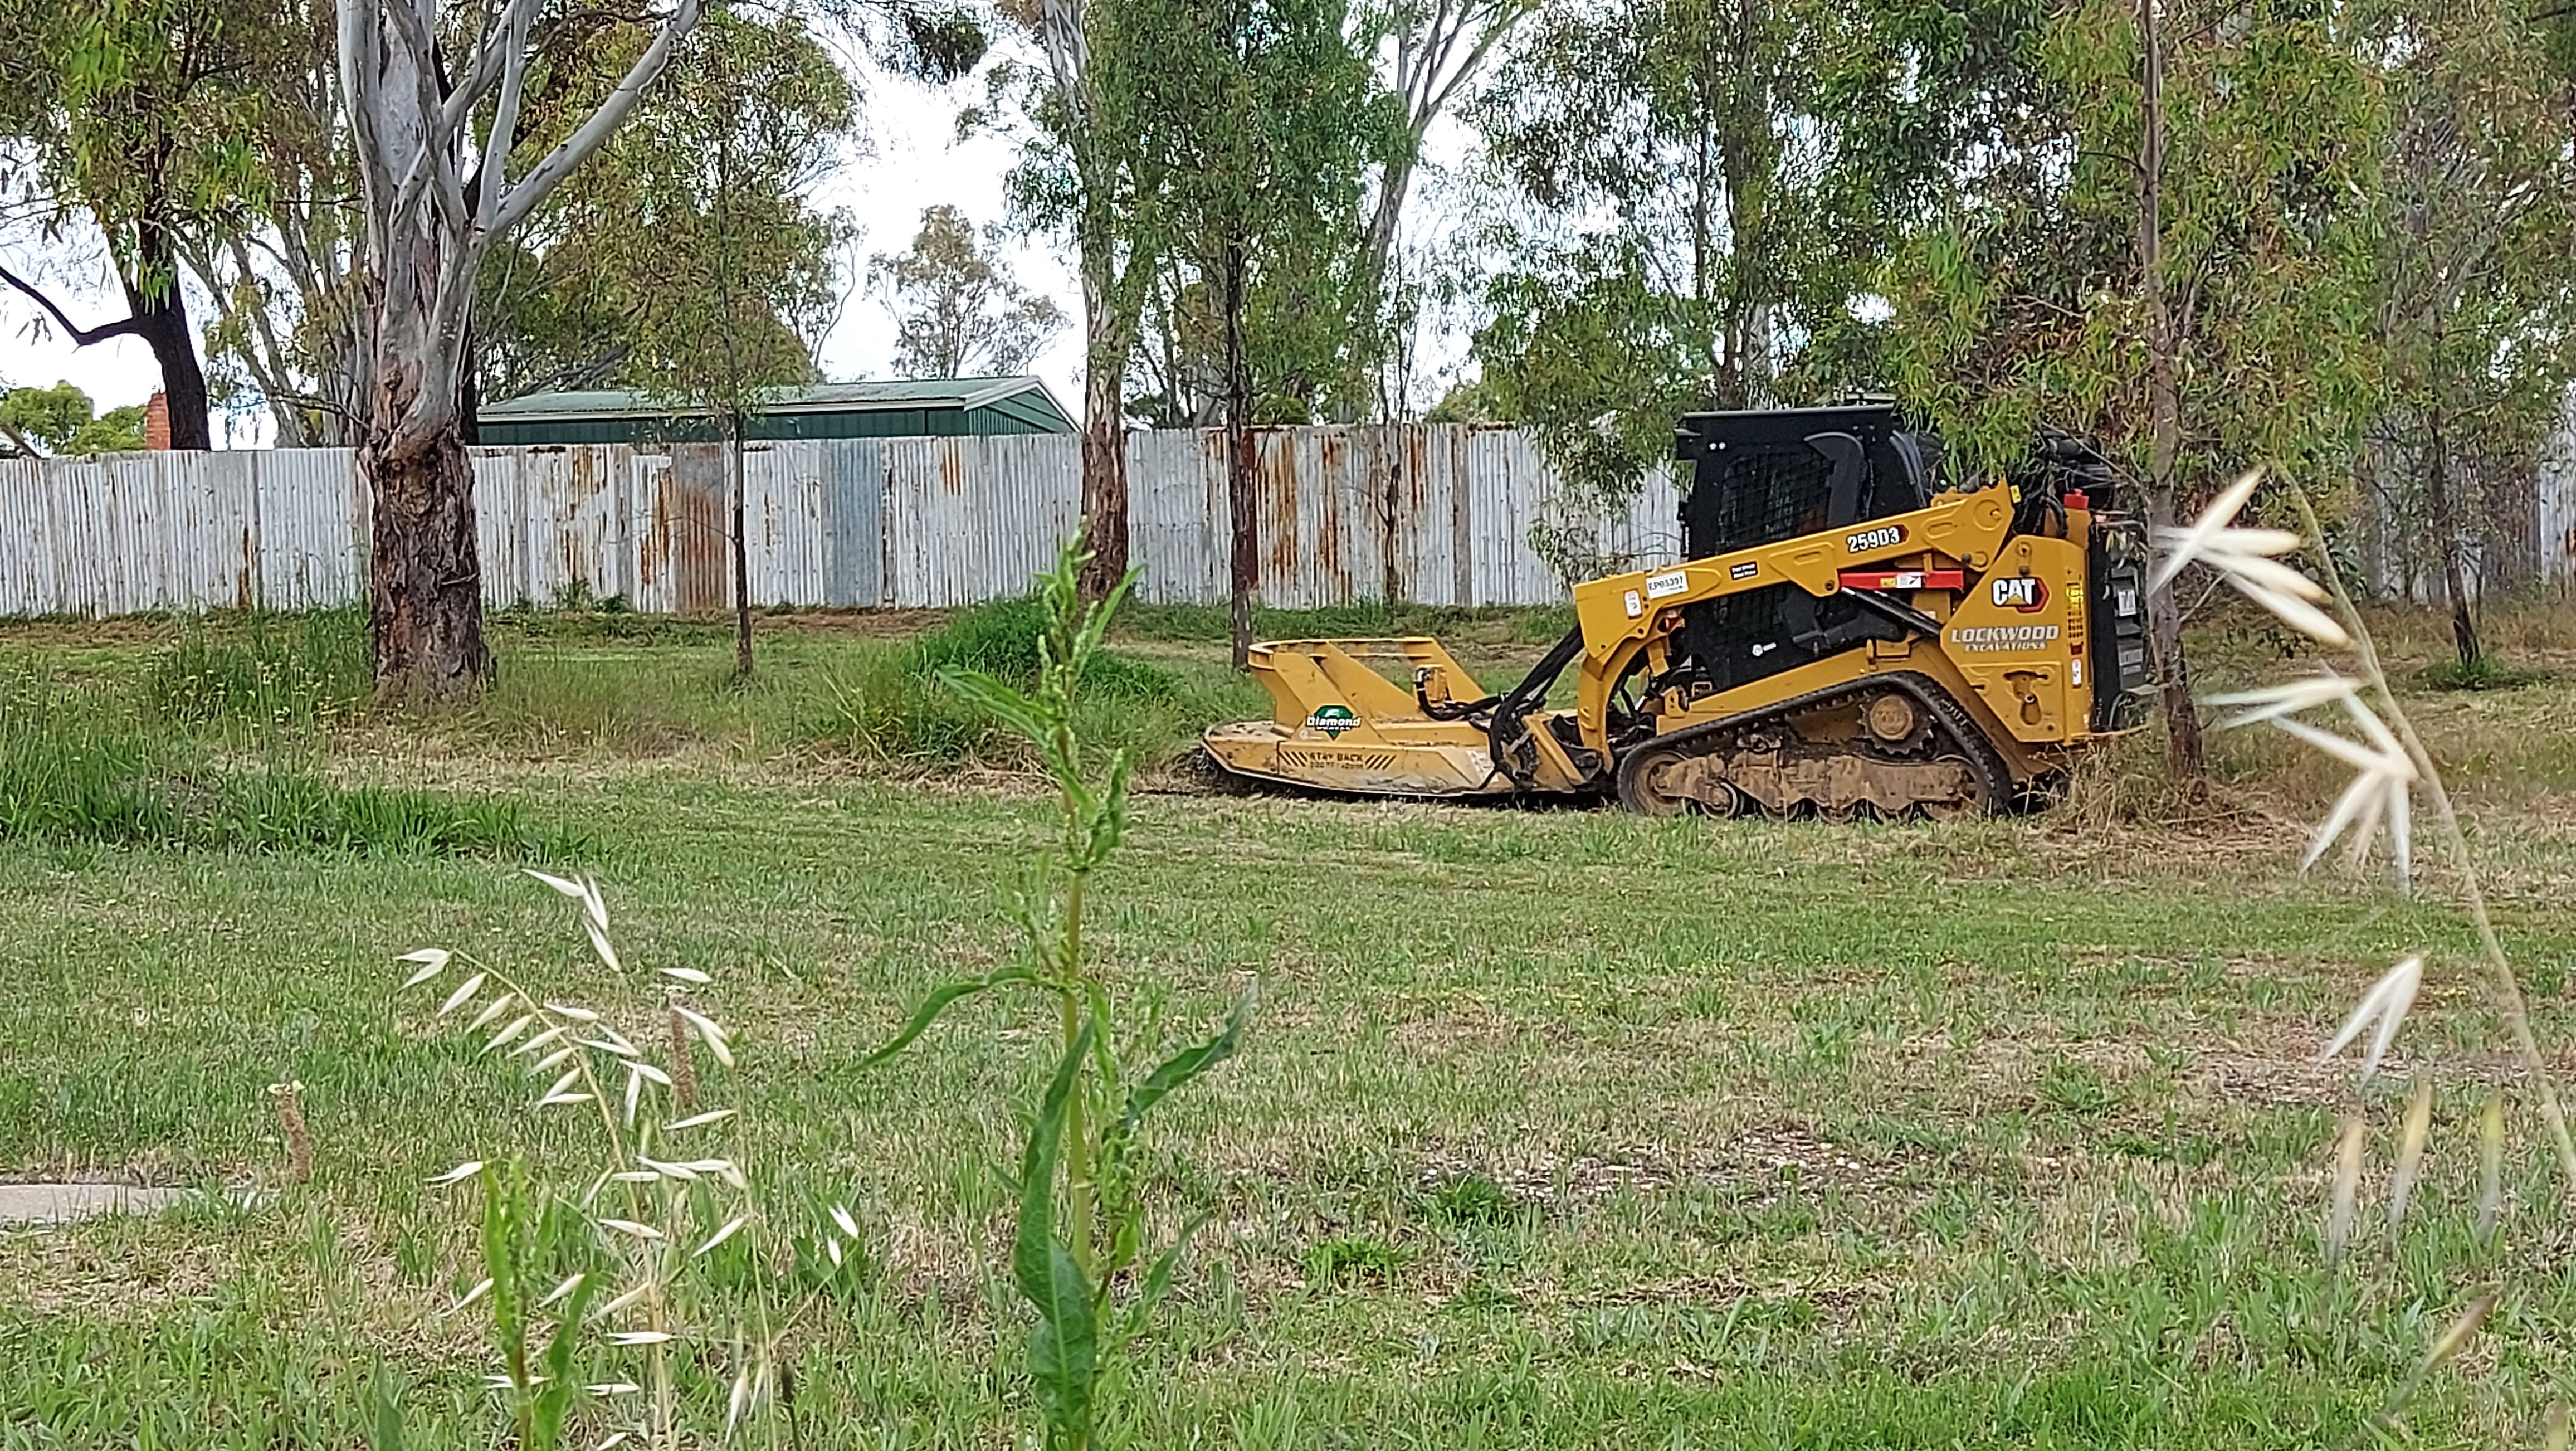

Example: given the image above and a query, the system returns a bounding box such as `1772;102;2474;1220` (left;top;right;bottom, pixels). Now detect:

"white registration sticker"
1623;589;1642;618
1644;569;1689;600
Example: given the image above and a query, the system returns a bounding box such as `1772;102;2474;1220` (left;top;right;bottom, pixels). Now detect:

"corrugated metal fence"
0;426;1680;617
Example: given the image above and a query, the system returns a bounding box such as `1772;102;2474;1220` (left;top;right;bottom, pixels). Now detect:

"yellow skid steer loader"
1201;405;2154;817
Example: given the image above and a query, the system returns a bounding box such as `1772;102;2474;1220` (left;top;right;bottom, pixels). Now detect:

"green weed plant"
864;534;1257;1451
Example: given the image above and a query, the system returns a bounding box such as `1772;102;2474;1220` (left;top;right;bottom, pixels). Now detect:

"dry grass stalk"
267;1080;313;1184
2164;474;2574;1415
2327;1111;2366;1266
2387;1078;2434;1242
663;1001;699;1113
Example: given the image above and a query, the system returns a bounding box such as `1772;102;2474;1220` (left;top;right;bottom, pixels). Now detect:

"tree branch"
384;0;472;228
0;263;144;347
0;416;43;459
477;0;538;231
489;0;707;236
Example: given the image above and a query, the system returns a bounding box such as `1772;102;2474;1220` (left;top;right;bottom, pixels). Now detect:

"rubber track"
1613;671;2012;817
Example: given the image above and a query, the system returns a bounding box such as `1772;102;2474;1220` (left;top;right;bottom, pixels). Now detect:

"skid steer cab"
1199;404;2155;819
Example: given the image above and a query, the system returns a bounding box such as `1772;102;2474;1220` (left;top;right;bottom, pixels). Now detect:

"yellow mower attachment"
1198;639;1524;797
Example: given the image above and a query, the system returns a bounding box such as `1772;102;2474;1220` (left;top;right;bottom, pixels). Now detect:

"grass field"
6;597;2576;1448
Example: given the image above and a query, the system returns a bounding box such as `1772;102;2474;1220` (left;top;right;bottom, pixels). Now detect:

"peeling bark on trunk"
1224;241;1257;671
1076;204;1133;600
339;0;700;697
364;428;490;698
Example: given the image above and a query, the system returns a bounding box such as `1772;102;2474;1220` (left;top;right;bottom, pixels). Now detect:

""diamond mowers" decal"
1306;705;1360;736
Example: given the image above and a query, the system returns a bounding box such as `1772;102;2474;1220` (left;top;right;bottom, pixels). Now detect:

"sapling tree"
864;532;1256;1451
616;6;852;681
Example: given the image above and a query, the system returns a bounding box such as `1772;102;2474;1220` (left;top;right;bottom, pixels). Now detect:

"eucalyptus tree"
0;0;297;449
1124;0;1391;665
1889;0;2387;781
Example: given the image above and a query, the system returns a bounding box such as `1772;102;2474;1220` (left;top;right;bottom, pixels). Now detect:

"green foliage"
2358;0;2576;611
468;1160;597;1451
863;533;1257;1451
871;204;1067;379
0;0;275;294
2418;654;2550;692
0;382;145;455
1104;0;1401;427
911;596;1176;703
1424;1172;1523;1228
1886;0;2389;495
816;597;1196;767
1465;0;2048;498
475;7;856;408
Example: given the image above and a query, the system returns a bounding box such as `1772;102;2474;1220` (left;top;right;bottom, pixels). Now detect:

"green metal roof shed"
475;377;1076;447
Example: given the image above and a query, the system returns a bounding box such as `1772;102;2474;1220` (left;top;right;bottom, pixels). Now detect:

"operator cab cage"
1662;403;2132;709
1669;402;2119;559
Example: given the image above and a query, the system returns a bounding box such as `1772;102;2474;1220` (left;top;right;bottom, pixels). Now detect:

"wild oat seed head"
2321;957;2424;1083
398;948;451;988
584;918;624;975
695;1215;748;1258
437;973;489;1017
2203;670;2358;729
2149;469;2352;646
524;869;588;902
2276;697;2417;890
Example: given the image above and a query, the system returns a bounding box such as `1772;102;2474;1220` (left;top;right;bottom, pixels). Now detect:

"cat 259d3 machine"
1200;404;2155;817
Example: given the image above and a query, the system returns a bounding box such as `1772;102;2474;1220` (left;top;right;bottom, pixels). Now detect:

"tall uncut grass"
816;595;1255;771
0;670;582;859
142;607;373;734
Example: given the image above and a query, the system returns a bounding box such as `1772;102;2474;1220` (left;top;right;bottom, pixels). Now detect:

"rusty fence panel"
884;434;1082;607
740;441;827;607
257;449;363;610
484;445;633;608
3;427;1701;616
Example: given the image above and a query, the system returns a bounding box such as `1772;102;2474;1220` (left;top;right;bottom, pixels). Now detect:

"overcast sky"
0;44;1476;444
0;61;1089;440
